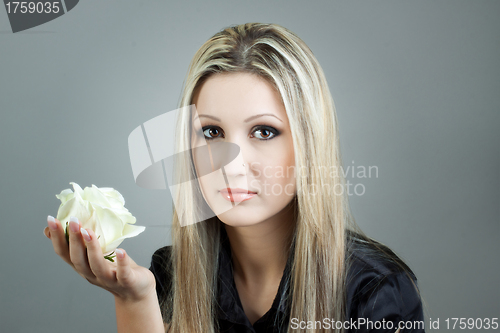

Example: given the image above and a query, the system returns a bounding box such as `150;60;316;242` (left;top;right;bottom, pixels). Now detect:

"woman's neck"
223;200;296;286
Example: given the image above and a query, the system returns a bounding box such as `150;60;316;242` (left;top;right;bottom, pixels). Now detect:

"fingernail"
115;249;124;259
81;228;91;242
47;215;57;230
69;217;80;233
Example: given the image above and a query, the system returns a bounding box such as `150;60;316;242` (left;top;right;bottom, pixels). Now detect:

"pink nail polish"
69;219;80;232
47;215;57;230
81;228;91;242
115;249;125;259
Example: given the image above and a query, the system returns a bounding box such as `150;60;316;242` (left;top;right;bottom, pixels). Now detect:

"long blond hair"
163;22;415;333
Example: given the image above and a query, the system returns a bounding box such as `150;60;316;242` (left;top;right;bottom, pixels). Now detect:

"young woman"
44;23;425;333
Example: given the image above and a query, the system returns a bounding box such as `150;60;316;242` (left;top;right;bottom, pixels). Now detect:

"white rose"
55;182;145;257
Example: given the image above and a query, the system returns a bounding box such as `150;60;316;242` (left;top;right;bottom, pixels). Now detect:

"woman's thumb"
115;249;134;285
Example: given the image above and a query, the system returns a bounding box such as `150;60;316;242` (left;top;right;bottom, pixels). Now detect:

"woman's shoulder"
345;232;425;331
346;232;417;279
149;245;174;301
150;245;173;272
151;245;173;263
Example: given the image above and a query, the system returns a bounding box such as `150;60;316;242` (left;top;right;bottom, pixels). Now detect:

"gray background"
0;1;498;332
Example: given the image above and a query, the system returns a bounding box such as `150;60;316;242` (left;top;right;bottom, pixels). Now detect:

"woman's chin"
206;195;257;217
216;209;263;228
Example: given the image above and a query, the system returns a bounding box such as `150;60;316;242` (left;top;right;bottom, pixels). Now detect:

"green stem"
104;251;116;262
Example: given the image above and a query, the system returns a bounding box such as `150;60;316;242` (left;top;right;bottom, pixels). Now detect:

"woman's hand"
43;215;155;302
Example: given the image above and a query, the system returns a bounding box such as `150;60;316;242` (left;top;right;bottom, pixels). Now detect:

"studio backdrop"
0;1;498;332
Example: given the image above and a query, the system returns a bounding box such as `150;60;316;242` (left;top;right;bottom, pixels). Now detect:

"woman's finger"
115;249;134;286
67;217;95;280
43;226;50;239
47;215;72;266
84;228;112;280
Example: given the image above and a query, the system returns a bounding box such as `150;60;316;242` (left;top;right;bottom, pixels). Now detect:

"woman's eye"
202;126;223;140
201;125;279;141
253;126;279;140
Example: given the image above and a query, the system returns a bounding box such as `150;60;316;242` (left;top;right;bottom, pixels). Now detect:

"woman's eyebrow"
194;113;283;123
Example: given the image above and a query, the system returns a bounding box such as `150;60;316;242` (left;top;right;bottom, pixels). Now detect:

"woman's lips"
219;188;257;202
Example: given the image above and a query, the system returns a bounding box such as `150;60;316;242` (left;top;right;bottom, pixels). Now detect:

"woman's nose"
221;151;247;176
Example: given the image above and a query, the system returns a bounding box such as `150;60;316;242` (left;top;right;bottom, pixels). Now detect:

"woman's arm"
115;289;165;333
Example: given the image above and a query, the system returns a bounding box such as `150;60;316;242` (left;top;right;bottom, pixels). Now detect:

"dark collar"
216;226;294;326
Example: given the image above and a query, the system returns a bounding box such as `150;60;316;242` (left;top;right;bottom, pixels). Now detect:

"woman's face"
191;72;296;227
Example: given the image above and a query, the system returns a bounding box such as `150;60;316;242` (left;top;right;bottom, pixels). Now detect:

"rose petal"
70;182;84;197
84;185;111;207
55;188;74;205
89;202;136;225
56;196;92;231
93;205;125;243
118;212;136;225
102;224;146;253
81;207;97;230
97;186;126;206
92;210;107;252
110;208;136;225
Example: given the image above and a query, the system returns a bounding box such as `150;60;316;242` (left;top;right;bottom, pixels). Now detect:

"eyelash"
201;125;280;141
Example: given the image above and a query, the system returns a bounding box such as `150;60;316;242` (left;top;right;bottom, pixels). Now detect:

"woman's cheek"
255;162;294;199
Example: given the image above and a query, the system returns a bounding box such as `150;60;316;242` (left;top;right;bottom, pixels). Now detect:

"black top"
149;228;425;333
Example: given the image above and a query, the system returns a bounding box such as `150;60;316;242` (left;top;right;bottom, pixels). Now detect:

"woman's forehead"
192;73;287;122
